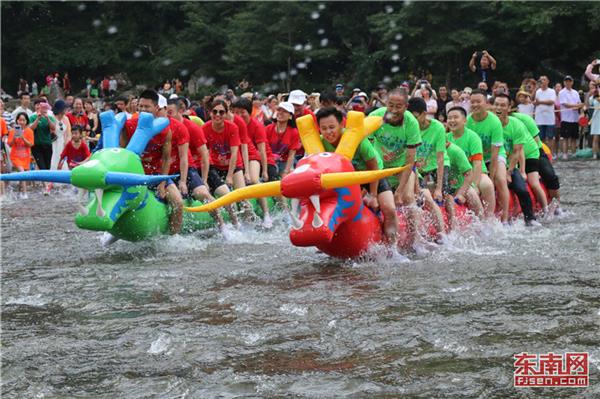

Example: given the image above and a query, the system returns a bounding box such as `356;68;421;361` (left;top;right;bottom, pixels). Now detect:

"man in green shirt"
447;106;495;220
445;141;484;219
466;89;510;223
317;107;398;244
370;90;422;247
493;94;542;225
407;97;448;238
29;99;57;194
510;111;561;214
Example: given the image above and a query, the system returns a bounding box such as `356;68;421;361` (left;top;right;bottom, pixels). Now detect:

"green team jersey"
502;116;540;160
415;118;450;173
369;107;422;168
511;112;542;149
321;135;383;171
466;111;506;163
446;142;473;190
29;114;57;146
446;127;488;174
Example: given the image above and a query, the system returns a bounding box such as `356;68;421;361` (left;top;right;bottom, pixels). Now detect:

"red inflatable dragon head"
186;111;405;258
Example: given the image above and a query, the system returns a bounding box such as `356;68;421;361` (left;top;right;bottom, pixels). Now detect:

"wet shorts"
172;167;205;196
525;157;540;174
206;166;242;193
263;164;280;182
560;121;579;139
361;178;392;195
419;166;450;195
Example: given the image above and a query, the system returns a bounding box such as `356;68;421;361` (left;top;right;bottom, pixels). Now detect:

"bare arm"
469;52;477;72
199;144;210;184
257;142;268;179
227;145;238;180
471;159;482;188
456;170;473;198
397;147;416;191
284;150;296;175
508;145;522;175
489;145;500;180
178;142;189;183
365;157;380;198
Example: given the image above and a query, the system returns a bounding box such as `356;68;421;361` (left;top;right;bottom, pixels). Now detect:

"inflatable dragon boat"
0;111;253;242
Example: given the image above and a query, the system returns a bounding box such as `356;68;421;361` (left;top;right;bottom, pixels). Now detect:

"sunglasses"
212;109;226;115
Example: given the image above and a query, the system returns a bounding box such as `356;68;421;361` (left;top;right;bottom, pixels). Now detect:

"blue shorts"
148;178;175;191
172;167;205;197
538;125;555;140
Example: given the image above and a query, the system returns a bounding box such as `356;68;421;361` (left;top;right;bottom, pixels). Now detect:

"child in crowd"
7;112;35;198
58;125;90;170
516;91;534;116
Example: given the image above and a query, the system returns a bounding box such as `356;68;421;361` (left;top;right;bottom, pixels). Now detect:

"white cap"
288;89;307;105
169;94;179;100
157;94;168;108
277;102;294;114
357;91;368;99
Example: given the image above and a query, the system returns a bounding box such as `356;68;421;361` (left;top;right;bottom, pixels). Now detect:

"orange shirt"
0;118;7;137
7;127;35;169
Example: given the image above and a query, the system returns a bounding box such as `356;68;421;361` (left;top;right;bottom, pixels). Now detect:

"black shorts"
419;166;450;195
524;157;540;174
361;178;392;195
264;164;280;182
206;166;242;193
560;122;579;139
31;144;53;170
538;150;560;190
173;167;205;196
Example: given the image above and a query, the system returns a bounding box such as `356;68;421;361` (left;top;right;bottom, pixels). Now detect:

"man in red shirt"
120;90;184;234
167;99;232;228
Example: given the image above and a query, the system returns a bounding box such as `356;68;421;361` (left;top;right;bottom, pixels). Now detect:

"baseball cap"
157;94;168;108
169;94;179;100
352;88;361;93
277;101;294;114
288;89;307;105
357;91;368;99
563;75;573;81
52;99;67;114
335;83;343;90
463;87;473;95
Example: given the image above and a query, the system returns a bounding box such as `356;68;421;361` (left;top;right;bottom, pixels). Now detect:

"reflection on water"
2;161;600;398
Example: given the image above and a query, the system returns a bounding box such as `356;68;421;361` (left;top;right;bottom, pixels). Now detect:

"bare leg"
527;171;548;211
465;186;484;218
494;167;510;223
478;174;495;220
444;194;457;231
378;190;398;245
166;183;184;234
193;185;225;228
233;170;256;221
422;189;445;236
215;185;239;226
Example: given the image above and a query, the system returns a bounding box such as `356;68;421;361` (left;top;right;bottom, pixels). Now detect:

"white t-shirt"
517;103;534;117
534;88;556;126
425;98;437;120
558;88;581;123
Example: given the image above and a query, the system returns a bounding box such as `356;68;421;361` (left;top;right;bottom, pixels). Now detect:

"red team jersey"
182;117;207;169
246;117;274;165
167;116;196;173
125;118;169;175
265;124;301;163
232;114;260;161
202;120;243;170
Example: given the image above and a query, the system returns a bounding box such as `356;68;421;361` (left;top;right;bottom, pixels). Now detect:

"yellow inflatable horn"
296;114;325;155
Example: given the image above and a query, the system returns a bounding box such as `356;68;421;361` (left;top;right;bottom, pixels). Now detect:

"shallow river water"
2;160;599;398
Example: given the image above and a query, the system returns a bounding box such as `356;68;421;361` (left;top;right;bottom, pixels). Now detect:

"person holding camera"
585;59;600;84
469;50;497;87
29;99;57;194
7;112;35;198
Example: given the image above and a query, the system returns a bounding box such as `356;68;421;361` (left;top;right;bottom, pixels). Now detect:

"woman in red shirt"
265;102;301;178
